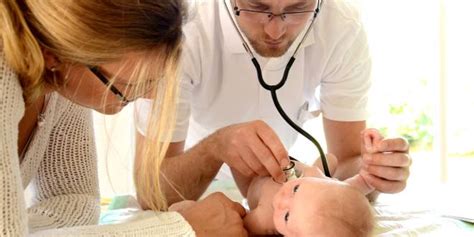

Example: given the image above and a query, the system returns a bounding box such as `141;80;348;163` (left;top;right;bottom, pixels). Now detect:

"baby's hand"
361;128;384;154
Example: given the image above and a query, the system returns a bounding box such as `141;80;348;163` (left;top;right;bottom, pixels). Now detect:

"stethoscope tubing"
224;0;331;177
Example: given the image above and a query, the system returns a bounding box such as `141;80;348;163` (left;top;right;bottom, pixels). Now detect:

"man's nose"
264;16;287;40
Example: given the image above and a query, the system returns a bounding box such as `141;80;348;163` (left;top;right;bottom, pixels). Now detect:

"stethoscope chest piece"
284;161;303;181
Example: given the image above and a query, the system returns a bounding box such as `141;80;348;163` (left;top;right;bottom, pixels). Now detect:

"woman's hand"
169;200;197;212
178;192;248;237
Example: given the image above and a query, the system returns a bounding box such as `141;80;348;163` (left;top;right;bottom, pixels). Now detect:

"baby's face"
272;177;356;236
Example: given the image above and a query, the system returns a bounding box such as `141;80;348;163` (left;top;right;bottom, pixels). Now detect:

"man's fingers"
255;121;289;168
376;137;409;153
246;142;283;179
235;154;258;177
363;164;410;181
363;152;411;167
240;146;269;177
259;153;286;183
249;141;283;180
260;160;285;183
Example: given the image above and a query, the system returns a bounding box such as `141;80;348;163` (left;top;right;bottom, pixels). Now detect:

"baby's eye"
284;212;290;222
293;184;300;193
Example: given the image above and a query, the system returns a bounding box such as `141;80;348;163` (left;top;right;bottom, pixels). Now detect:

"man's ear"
42;49;60;70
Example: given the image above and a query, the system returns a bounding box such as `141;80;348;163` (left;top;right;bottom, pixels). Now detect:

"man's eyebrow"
247;0;269;6
284;1;313;11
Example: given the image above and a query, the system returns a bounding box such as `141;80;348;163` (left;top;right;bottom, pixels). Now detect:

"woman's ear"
42;49;60;70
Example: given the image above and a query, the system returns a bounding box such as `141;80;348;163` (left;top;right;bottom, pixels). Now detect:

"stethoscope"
224;0;331;177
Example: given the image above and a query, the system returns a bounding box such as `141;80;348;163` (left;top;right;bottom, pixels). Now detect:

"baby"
233;154;375;237
170;130;384;236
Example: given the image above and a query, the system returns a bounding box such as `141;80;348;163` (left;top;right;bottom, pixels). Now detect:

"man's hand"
178;192;248;237
359;128;412;194
209;120;290;183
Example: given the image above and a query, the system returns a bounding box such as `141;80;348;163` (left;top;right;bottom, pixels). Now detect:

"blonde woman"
0;0;247;236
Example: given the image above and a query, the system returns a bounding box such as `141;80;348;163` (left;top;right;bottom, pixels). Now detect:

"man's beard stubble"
247;37;295;58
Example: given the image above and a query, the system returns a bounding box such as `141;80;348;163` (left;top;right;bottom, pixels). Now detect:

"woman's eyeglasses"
88;66;133;105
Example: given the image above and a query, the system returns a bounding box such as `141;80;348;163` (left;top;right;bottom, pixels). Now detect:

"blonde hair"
311;185;374;237
1;0;186;211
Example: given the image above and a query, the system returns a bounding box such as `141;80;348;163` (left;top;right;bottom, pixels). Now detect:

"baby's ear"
244;207;277;236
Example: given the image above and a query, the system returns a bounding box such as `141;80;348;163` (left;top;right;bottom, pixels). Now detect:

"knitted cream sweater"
0;53;195;236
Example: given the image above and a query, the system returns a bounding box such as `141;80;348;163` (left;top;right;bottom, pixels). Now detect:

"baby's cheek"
273;211;287;235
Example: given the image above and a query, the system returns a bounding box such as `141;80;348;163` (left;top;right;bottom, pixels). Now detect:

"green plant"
370;103;434;152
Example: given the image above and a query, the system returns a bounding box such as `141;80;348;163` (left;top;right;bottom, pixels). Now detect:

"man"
135;0;411;206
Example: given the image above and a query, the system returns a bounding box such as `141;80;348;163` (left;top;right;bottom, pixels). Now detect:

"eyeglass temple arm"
224;0;255;58
89;66;126;100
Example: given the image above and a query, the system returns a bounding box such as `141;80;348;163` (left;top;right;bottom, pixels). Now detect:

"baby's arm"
344;129;385;196
308;153;375;195
344;174;375;195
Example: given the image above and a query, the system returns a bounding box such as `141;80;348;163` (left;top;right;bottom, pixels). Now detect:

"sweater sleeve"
27;98;195;236
26;99;101;232
1;54;29;236
32;211;195;237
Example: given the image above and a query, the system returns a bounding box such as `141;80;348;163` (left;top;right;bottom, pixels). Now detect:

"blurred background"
93;0;474;213
291;0;474;211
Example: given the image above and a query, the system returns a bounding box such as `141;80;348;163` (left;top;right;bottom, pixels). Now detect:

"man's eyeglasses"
88;66;133;105
233;1;319;25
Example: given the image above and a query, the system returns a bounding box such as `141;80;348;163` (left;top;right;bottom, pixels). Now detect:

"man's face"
234;0;317;57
